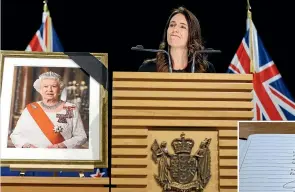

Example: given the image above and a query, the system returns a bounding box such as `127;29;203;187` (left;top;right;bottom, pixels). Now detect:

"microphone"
131;45;173;72
131;45;221;73
191;48;222;73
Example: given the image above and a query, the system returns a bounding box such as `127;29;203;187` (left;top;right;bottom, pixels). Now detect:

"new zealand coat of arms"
151;133;212;192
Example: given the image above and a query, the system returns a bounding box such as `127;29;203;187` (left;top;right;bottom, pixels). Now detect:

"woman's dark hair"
156;6;208;72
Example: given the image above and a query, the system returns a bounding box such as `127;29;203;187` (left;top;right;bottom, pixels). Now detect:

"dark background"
1;0;294;96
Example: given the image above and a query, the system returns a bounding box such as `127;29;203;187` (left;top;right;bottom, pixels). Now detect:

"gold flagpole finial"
247;0;251;11
247;0;252;21
43;0;49;12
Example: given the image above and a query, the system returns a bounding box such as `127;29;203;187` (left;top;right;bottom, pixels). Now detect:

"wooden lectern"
112;72;253;192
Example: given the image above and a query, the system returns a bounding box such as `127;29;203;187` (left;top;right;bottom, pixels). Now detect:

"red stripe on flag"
253;76;282;120
28;35;43;51
229;64;241;73
269;87;295;109
236;44;250;73
257;64;280;82
256;103;261;120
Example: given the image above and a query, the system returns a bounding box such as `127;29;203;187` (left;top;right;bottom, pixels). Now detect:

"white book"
239;134;295;192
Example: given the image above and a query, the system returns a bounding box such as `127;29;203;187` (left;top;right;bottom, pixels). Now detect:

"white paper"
239;139;248;164
239;134;295;192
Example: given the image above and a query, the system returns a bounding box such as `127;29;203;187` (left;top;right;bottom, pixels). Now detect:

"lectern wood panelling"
112;72;254;192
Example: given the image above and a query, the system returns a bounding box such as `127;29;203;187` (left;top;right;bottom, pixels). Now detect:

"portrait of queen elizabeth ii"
9;71;88;149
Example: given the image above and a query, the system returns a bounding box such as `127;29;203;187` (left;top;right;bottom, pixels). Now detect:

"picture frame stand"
9;164;95;178
18;170;61;177
19;171;25;177
79;171;85;178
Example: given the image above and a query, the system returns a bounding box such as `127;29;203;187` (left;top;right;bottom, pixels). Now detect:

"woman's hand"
57;143;67;148
47;143;67;148
47;144;58;148
22;143;37;148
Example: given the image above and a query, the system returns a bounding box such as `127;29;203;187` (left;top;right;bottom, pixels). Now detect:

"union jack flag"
25;2;63;52
227;14;295;120
1;2;66;177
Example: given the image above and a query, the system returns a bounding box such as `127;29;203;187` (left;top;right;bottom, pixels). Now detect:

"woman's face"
167;13;189;49
40;78;60;100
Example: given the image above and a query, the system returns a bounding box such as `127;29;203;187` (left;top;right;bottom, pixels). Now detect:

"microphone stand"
191;48;222;73
131;45;173;72
131;45;221;73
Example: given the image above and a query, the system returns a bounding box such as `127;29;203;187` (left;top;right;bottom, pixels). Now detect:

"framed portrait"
0;51;108;168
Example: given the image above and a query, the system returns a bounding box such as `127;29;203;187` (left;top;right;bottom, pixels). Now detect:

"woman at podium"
138;6;215;73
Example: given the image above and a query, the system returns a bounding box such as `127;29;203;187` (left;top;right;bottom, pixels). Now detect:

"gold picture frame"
0;50;108;168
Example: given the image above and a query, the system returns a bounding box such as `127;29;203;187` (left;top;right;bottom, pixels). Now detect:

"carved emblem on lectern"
151;133;212;192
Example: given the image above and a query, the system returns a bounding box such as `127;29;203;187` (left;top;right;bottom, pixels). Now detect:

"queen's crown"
171;133;194;154
39;71;61;79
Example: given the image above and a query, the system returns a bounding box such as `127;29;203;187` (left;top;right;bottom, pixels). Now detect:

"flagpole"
43;0;52;52
247;0;255;73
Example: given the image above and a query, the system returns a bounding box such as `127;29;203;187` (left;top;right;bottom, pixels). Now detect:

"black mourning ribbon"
64;52;108;90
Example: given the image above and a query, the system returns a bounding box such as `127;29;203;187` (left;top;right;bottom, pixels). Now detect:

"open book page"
239;134;295;192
